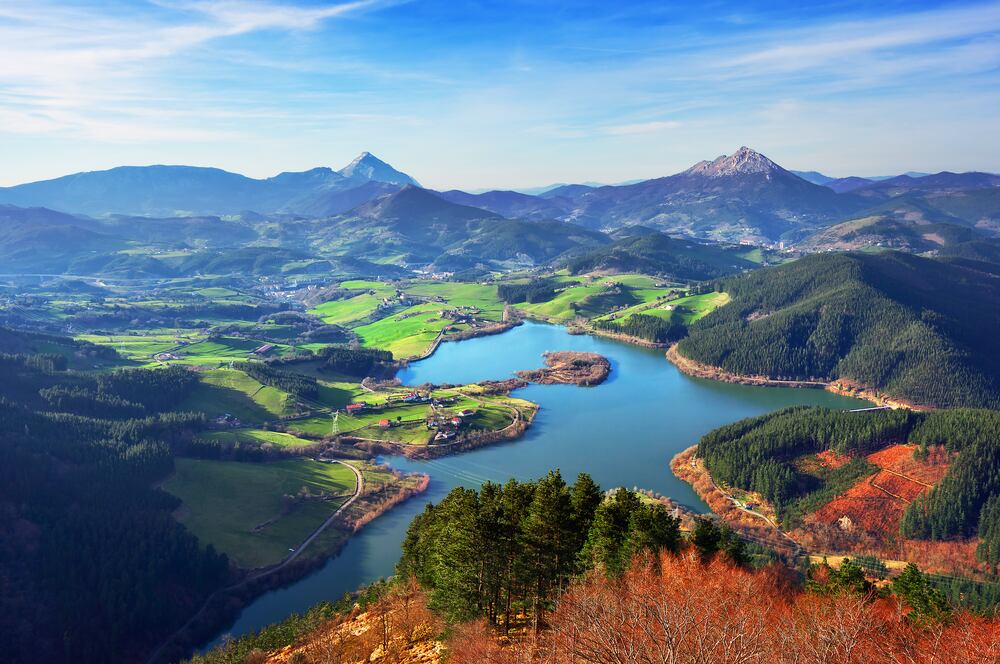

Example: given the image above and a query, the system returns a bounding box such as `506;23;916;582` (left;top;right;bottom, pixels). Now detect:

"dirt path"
145;460;364;664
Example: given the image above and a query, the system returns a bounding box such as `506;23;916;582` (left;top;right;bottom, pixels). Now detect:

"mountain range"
0;153;413;218
1;147;998;277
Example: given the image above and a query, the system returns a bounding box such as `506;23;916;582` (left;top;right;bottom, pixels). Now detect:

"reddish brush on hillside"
447;552;1000;663
810;444;945;538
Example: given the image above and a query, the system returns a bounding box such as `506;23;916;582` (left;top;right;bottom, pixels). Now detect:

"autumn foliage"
448;552;1000;663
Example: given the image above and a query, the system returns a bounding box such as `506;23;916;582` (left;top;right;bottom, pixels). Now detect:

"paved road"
145;459;364;664
283;460;363;566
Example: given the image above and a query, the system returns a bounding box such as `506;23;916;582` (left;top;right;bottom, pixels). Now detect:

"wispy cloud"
720;2;1000;73
0;0;394;143
604;120;680;135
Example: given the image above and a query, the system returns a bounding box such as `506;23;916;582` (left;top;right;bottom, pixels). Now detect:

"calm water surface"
205;321;864;647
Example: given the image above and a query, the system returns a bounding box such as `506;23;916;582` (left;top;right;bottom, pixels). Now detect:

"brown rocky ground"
516;351;610;386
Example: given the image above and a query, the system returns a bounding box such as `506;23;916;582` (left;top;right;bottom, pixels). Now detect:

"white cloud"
0;0;393;143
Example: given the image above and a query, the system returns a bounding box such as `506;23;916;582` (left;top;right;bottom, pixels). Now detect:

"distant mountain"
798;214;976;252
436;189;567;220
338;152;420;186
0;153;420;217
559;231;761;280
677;251;1000;408
558;147;863;242
314;186;606;268
356;185;501;225
867;171;931;180
853;171;1000;197
794;170;933;184
817;176;872;193
791;170;834;185
0;205;120;273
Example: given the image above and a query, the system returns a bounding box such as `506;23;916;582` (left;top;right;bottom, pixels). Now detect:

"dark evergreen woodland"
677;252;1000;408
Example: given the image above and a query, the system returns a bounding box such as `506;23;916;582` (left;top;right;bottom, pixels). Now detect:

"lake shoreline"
194;320;868;653
665;344;931;410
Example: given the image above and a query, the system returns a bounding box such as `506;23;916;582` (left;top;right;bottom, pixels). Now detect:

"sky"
1;0;999;189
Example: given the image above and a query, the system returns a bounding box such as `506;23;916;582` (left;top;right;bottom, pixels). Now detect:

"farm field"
287;388;521;445
352;302;458;358
199;429;316;449
178;367;296;423
517;275;679;322
75;331;198;361
311;279;505;356
515;282;609;321
595;290;730;326
168;336;292;365
163;458;358;568
311;292;390;327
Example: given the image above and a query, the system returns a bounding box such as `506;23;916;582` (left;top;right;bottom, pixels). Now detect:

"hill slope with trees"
676;251;1000;408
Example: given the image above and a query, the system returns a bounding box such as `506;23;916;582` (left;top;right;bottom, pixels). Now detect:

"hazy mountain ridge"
0;153;418;217
2;147;997;258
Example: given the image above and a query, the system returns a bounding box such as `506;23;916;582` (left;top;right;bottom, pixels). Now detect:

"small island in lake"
516;351;611;386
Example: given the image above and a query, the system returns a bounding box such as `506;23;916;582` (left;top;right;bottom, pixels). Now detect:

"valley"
1;148;998;664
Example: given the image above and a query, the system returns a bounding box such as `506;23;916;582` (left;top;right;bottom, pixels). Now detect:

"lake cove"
204;321;866;647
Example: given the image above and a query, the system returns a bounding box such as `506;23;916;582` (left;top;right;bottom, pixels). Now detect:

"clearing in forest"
810;444;947;537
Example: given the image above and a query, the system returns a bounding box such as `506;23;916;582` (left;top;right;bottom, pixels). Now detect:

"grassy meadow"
164;458;357;568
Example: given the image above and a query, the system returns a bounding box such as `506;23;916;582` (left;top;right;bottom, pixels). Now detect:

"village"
342;390;479;443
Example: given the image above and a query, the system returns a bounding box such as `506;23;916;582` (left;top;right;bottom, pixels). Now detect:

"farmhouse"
378;419;392;429
345;403;367;414
253;343;276;355
458;409;475;418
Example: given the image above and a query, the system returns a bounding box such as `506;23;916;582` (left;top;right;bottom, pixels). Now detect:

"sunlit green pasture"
199;429;315;449
164;458;357;568
178;367;295;423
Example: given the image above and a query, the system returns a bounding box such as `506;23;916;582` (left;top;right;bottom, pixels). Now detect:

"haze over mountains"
1;146;998;279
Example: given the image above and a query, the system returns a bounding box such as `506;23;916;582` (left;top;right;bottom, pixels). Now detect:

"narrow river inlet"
204;321;866;648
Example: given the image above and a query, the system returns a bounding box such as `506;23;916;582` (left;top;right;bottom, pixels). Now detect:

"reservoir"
205;321;865;646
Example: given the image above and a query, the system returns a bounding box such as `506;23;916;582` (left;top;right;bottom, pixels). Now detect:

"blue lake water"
204;321;865;647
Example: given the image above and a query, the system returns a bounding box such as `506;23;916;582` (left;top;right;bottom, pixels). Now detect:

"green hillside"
677;251;1000;408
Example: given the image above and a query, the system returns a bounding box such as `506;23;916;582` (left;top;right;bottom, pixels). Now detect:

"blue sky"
1;0;998;189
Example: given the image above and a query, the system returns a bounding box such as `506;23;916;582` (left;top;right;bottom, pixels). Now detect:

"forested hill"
560;231;758;280
0;331;231;662
676;251;1000;408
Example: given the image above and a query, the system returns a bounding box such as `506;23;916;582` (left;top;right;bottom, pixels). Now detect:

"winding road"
146;459;364;664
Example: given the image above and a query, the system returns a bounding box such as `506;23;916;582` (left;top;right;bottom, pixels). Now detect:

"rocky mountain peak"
338;152;419;187
685;146;783;178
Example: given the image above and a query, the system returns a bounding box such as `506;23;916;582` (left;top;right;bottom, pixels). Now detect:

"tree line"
497;278;560;304
396;470;749;632
594;311;686;343
232;361;318;400
315;346;394;377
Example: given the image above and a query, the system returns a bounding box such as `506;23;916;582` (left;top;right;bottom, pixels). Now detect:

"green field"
311;280;505;355
178;367;295;423
76;332;197;361
594;290;730;326
287;388;517;445
352;302;455;358
199;429;316;449
164;458;357;568
169;337;291;365
311;292;389;327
